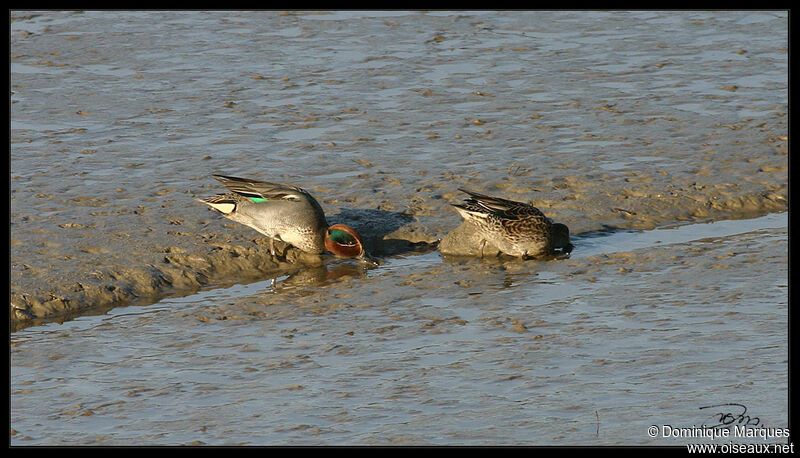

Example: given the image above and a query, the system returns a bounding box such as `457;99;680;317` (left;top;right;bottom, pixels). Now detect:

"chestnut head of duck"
324;224;379;265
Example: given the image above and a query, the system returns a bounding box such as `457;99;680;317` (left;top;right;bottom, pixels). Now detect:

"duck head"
550;223;573;254
324;224;379;265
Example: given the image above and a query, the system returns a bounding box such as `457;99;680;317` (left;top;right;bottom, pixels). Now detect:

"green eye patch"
328;228;357;246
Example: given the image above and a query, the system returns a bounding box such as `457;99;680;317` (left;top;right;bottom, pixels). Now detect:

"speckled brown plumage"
451;188;571;258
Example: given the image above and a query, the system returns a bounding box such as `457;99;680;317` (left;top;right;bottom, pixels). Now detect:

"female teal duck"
451;188;572;258
198;175;377;264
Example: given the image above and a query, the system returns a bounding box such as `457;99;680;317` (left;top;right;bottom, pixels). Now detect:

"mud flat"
10;174;787;331
9;213;788;445
10;10;788;330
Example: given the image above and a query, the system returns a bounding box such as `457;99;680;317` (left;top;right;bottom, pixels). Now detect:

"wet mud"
10;216;788;445
10;11;788;331
9;11;789;445
10;177;787;330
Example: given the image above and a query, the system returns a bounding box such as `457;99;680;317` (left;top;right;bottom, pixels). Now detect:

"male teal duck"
198;175;377;264
451;188;572;258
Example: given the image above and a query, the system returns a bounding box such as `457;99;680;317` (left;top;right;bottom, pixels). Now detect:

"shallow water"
11;213;788;445
10;10;788;446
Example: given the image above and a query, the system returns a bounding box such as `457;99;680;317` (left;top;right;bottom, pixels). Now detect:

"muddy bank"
10;10;788;330
10;178;787;330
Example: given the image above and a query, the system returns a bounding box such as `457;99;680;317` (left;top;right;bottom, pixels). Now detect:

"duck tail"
197;194;236;214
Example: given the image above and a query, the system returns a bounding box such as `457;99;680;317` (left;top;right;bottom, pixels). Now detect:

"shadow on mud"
330;207;440;257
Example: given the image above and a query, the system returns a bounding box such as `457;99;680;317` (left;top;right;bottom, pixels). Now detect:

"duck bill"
357;248;380;266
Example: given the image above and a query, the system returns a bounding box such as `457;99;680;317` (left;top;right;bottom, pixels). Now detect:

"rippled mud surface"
10;10;787;446
10;10;787;327
11;214;788;445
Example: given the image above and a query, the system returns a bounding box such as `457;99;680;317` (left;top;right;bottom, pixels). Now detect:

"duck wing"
213;174;313;202
456;188;545;220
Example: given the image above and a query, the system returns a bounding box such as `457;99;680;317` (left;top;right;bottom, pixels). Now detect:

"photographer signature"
699;403;761;429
